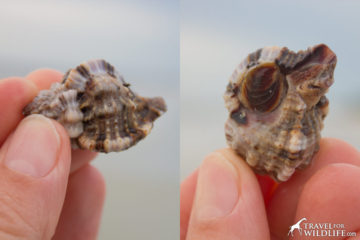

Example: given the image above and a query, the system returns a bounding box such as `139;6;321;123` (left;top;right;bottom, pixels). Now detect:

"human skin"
0;69;105;240
181;139;360;240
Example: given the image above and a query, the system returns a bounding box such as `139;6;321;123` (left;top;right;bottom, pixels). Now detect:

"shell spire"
23;59;167;153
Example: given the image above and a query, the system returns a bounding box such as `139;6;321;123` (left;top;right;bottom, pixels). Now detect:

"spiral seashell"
23;59;167;153
224;44;336;181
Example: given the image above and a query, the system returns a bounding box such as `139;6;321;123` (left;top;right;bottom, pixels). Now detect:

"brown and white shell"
23;59;166;153
224;44;336;181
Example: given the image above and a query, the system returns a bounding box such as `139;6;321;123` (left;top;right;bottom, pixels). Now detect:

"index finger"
26;68;63;90
0;77;37;146
268;138;360;238
0;69;63;146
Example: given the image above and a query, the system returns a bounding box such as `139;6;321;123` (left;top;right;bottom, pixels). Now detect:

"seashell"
23;59;166;153
224;44;336;181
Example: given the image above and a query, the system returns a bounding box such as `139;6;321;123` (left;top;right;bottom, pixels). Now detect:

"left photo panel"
0;0;179;239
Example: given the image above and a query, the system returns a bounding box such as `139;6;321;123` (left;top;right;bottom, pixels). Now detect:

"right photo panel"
181;1;360;239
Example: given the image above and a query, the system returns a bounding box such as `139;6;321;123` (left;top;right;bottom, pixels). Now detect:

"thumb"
0;114;71;240
186;149;270;240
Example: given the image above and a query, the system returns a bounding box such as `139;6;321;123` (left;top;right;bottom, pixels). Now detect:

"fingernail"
5;114;60;177
194;152;239;220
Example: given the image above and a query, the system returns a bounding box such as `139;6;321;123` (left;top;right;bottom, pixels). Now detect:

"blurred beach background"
181;0;360;180
0;0;179;239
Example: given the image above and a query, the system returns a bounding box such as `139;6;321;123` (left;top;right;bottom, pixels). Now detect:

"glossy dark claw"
244;64;285;112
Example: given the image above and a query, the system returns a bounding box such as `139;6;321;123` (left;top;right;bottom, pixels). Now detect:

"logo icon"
288;218;307;237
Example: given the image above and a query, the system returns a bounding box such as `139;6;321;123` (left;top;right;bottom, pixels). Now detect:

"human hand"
181;138;360;239
0;69;105;239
